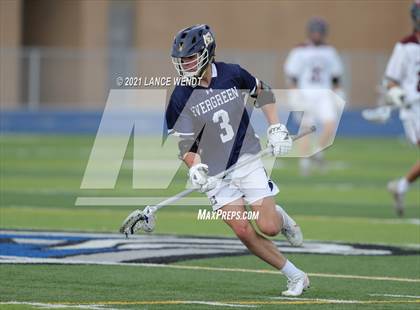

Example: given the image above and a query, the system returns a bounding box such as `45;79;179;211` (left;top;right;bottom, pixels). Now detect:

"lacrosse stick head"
142;206;156;233
119;205;156;237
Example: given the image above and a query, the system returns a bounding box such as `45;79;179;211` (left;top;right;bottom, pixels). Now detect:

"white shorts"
206;154;279;211
400;103;420;145
291;90;339;127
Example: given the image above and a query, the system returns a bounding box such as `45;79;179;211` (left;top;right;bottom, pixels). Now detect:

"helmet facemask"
172;48;210;79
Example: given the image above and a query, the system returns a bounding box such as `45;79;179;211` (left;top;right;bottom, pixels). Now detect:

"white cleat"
282;272;310;297
387;180;405;217
277;206;303;247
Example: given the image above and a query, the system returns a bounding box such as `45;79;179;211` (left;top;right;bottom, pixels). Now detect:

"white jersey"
385;34;420;105
284;43;343;89
385;34;420;144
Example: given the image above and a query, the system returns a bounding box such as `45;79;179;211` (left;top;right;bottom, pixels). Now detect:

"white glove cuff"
189;163;209;186
267;123;287;136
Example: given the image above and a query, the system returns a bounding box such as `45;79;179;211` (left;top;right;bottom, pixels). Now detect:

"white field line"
298;215;420;226
270;296;360;304
159;264;420;283
0;301;119;310
121;159;181;170
269;296;420;304
2;299;419;307
368;293;420;299
181;301;256;308
306;271;420;283
0;301;256;309
74;196;210;206
1;257;419;283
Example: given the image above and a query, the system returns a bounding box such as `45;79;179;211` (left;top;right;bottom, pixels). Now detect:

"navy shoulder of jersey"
214;61;257;91
165;85;193;135
170;83;194;109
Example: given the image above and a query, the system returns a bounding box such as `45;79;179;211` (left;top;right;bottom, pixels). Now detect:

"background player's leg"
297;127;313;176
406;161;420;183
319;120;336;150
294;94;316;176
313;119;336;170
313;95;339;171
388;160;420;217
387;118;420;216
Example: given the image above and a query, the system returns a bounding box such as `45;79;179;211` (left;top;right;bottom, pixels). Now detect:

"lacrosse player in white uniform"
384;1;420;216
284;17;344;176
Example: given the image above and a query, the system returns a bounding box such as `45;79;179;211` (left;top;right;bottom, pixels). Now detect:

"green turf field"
0;135;419;309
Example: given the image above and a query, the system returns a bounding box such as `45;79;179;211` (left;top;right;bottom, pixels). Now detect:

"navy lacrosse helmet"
411;0;420;31
307;17;328;36
171;24;216;79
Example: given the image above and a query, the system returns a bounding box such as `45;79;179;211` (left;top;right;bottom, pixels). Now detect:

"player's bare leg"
222;198;286;269
406;161;420;183
314;120;336;171
223;198;309;296
319;120;335;150
297;125;313;176
251;196;303;246
388;160;420;217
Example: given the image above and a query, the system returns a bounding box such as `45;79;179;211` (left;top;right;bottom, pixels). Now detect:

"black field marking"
125;252;249;264
1;229;419;265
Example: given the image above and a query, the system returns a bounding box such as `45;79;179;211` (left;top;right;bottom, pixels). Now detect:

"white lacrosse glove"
188;163;217;193
267;123;293;157
385;86;405;107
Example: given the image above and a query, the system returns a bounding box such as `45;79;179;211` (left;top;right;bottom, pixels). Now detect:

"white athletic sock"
313;151;324;161
281;260;303;279
397;178;409;193
300;158;311;169
299;158;311;176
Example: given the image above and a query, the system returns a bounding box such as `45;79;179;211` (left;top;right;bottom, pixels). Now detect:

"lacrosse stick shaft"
152;125;316;211
385;101;416;112
153;188;195;209
213;125;316;179
375;99;418;112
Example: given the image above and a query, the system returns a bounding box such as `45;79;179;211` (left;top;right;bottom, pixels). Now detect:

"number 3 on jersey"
212;109;234;143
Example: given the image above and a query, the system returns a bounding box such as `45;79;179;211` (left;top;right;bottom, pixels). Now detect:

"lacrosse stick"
119;125;316;237
362;99;417;124
361;106;393;124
